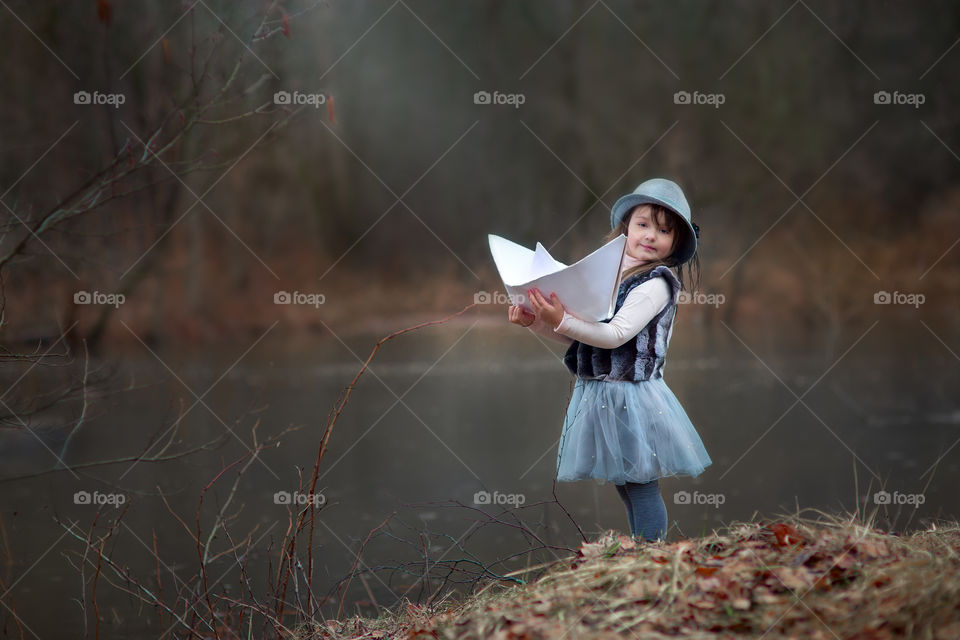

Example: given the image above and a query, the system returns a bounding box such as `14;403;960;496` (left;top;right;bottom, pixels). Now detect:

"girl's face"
625;205;676;264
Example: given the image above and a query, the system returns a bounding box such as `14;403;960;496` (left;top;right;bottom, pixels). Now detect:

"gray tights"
615;480;667;541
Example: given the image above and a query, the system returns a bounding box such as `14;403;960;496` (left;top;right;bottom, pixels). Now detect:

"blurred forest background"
2;0;958;350
2;2;960;636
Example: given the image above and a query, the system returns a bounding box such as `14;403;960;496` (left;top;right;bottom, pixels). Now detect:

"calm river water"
1;317;957;638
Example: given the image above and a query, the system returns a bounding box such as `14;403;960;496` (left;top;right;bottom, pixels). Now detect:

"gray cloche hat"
610;178;699;265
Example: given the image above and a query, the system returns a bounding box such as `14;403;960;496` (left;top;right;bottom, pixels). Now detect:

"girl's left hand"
528;288;566;328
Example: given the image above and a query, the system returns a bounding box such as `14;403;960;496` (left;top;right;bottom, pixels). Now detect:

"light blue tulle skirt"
556;376;712;486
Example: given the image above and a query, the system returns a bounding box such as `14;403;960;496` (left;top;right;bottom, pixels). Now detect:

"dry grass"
308;508;960;639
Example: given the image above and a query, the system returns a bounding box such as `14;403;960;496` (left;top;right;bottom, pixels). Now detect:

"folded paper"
487;233;627;322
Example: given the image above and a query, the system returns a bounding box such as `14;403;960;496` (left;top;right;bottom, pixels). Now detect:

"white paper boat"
487;233;627;322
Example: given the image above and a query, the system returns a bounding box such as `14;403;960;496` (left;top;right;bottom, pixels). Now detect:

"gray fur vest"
562;264;682;381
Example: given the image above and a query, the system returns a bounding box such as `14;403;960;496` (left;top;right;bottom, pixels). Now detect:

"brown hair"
604;204;701;292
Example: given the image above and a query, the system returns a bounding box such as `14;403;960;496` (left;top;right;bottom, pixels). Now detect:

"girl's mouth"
640;244;655;251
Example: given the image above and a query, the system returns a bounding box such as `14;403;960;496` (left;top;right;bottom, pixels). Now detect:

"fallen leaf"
833;551;857;570
754;587;781;604
872;574;891;588
769;523;803;547
854;539;890;558
616;534;637;550
696;577;722;591
771;566;815;591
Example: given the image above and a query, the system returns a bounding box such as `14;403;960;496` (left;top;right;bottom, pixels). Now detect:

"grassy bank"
310;509;960;639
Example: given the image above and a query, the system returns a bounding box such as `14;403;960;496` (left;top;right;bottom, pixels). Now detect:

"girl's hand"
508;304;536;328
528;288;565;328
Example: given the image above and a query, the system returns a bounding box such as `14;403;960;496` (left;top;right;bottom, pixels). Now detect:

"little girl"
507;178;711;542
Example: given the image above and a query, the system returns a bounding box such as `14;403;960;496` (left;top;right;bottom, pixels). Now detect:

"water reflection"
1;319;957;637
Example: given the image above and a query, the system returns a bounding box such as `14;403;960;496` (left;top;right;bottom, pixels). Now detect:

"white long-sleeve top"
526;274;671;349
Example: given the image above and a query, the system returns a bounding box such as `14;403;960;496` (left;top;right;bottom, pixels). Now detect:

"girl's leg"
614;483;635;536
623;479;667;542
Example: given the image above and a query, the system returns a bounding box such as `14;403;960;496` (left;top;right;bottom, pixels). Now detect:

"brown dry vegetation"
10;186;959;350
310;509;960;640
